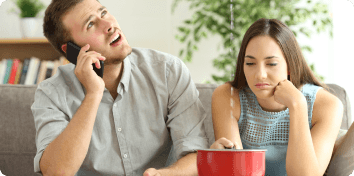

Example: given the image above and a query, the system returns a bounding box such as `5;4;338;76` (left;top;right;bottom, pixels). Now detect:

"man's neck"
103;62;124;91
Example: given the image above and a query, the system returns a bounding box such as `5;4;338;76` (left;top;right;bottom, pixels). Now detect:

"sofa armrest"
325;122;354;176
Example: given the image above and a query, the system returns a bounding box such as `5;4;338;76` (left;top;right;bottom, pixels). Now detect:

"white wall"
0;0;224;83
299;0;353;126
332;0;354;125
0;0;353;124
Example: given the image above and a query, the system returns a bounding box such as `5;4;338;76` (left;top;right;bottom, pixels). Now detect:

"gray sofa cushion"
195;83;218;146
0;85;39;176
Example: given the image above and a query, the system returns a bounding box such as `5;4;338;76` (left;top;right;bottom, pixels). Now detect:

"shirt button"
114;103;117;107
123;154;128;158
117;128;122;132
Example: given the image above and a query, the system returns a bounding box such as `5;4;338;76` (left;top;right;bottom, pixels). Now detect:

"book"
24;57;40;85
32;58;41;85
0;61;2;83
45;61;54;79
14;62;23;84
8;59;20;84
24;58;35;85
34;60;42;84
0;59;6;84
3;59;13;84
36;60;47;85
19;59;30;84
52;59;60;77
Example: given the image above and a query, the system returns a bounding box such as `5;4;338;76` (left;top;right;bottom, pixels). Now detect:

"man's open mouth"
110;34;121;45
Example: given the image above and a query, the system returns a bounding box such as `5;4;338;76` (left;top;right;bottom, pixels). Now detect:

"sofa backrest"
0;83;351;175
0;85;39;176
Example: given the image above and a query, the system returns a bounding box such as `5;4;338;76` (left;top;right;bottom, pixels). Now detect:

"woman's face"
243;35;288;99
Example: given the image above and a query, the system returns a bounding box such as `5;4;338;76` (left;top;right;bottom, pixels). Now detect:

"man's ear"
62;44;67;53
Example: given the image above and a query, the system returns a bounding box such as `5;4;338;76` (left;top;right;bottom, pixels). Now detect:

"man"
31;0;209;175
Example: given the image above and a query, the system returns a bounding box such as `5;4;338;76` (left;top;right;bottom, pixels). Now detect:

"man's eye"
87;10;107;29
88;22;94;29
102;10;107;17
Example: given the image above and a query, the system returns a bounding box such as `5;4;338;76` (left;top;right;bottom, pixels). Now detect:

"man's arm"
142;56;208;176
40;93;102;176
144;152;198;176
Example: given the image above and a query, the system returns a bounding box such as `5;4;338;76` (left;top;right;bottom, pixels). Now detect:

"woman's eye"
268;63;278;66
246;63;254;65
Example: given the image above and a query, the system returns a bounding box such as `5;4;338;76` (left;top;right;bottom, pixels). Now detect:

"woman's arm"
285;88;343;176
210;83;243;149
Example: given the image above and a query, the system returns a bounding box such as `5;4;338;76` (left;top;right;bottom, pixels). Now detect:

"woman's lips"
255;83;269;89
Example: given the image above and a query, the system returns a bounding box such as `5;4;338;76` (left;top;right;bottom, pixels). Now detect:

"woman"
210;18;343;176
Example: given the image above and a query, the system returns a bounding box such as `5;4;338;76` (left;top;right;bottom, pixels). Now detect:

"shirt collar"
118;56;131;93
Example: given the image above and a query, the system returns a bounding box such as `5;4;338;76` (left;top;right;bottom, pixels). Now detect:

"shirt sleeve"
31;81;69;173
166;57;209;161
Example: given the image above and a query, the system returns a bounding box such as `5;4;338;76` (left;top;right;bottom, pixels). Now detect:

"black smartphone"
67;41;104;78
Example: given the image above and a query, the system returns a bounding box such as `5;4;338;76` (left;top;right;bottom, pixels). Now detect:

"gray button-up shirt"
31;48;209;176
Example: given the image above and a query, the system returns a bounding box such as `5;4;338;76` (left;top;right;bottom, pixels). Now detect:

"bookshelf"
0;38;62;61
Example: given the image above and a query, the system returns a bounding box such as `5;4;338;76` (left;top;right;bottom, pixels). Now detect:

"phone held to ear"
67;41;104;78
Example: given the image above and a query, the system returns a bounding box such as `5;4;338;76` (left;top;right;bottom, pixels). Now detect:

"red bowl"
197;149;267;176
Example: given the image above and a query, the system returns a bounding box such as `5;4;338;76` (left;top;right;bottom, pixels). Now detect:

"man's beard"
104;58;123;65
104;47;132;66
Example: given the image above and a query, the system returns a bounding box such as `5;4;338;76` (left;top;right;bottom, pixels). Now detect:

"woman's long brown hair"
229;18;327;90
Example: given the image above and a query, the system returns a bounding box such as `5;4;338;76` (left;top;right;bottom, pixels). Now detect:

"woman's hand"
143;168;161;176
210;137;241;149
274;80;306;109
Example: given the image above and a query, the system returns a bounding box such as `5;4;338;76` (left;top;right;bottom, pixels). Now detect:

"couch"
0;83;352;176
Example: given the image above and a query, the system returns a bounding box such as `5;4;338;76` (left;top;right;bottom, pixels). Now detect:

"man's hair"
229;18;327;90
43;0;99;57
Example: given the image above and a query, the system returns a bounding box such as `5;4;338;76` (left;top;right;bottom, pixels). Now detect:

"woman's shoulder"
212;83;242;109
312;87;343;125
212;83;242;122
314;88;343;111
213;83;240;98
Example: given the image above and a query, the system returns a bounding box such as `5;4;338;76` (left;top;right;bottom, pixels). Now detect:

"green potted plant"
172;0;332;84
9;0;45;38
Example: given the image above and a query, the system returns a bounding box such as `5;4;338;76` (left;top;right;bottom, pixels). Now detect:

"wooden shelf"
0;38;49;44
0;38;62;61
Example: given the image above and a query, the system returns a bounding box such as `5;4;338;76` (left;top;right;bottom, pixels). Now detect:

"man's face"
62;0;132;65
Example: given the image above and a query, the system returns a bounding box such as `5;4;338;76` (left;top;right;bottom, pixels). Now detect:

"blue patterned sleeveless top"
238;84;322;176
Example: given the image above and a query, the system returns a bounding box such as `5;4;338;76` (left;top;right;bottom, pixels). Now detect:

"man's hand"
143;153;198;176
143;168;162;176
75;44;106;95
